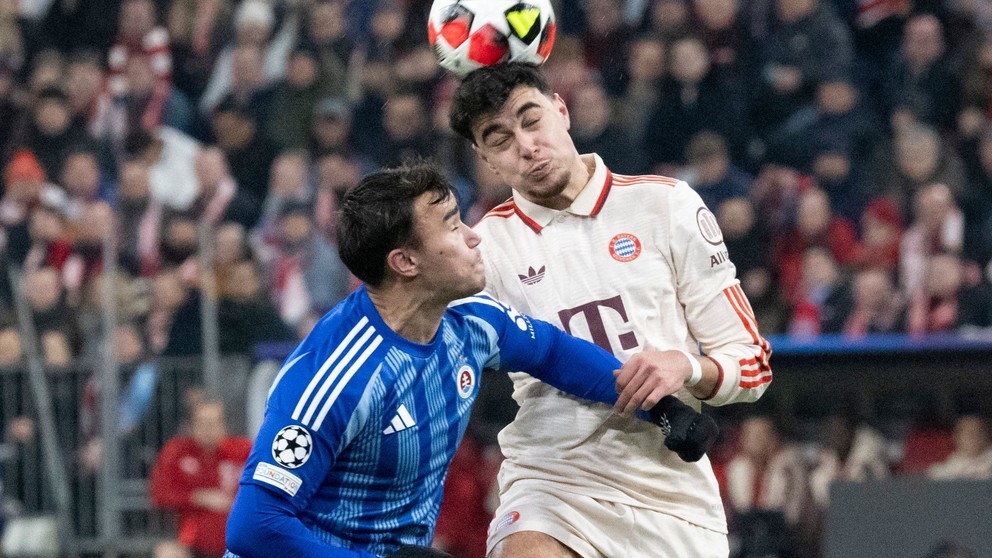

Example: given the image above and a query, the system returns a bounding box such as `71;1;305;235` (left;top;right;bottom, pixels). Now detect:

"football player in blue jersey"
224;161;715;558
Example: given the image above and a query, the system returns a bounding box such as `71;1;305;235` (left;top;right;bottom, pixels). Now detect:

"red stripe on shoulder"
612;174;680;187
481;198;516;220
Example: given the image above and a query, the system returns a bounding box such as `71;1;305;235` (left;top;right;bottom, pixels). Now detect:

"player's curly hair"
337;159;452;287
449;62;550;143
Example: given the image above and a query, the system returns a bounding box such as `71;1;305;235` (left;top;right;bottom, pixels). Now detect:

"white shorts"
486;482;729;558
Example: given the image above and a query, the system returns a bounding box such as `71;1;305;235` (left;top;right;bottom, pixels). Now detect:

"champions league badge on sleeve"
272;425;313;469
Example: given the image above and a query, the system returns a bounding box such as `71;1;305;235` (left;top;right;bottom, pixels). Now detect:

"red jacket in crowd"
149;436;252;556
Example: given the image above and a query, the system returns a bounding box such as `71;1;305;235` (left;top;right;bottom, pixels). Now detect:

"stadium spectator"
809;414;889;508
308;96;357;159
899;182;965;296
146;268;189;355
753;0;853;136
569;80;645;174
772;187;860;304
787;246;847;336
125;127;200;215
614;35;666;153
261;202;350;328
683;131;753;212
265;47;325;152
209;95;277;220
150;400;251;558
217;258;293;355
906;251;992;336
64;50;108;137
884;14;961;133
166;0;230;102
928;415;992;480
199;0;299;116
298;0;356;101
883;124;968;217
724;415;809;555
644;34;747;170
22;266;75;366
853;197;904;272
823;266;905;336
371;91;435;168
688;0;755;88
580;0;635;95
960;124;992;264
10;86;95;180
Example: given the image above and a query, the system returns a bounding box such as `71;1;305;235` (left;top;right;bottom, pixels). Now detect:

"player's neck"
366;286;444;345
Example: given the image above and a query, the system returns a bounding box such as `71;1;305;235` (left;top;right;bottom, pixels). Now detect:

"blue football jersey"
228;286;623;557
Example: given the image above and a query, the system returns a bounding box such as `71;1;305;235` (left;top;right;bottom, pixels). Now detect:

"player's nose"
516;132;539;158
464;224;481;248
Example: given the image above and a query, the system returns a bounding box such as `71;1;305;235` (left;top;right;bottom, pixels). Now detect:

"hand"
192;488;234;512
613;351;692;416
386;545;451;558
195;147;231;192
649;397;719;463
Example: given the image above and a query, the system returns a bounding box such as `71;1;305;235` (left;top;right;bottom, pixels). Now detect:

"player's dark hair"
337;160;453;288
449;62;550;143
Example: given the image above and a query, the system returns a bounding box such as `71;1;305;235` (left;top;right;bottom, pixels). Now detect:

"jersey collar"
512;153;613;233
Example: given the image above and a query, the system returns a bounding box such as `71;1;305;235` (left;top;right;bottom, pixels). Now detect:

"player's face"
410;192;485;300
472;86;583;209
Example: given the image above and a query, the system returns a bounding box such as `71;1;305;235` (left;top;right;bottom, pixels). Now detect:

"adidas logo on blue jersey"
383;404;416;434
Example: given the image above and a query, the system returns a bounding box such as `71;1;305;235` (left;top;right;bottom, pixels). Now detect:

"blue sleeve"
452;295;620;405
228;333;383;556
227;484;375;558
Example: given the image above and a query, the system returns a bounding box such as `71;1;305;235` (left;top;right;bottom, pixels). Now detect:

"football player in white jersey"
450;63;773;558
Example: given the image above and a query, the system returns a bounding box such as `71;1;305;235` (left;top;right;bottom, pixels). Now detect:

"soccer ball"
272;425;313;469
428;0;557;78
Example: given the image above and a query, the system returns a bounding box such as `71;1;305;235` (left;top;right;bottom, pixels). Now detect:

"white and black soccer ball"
428;0;557;78
271;425;312;469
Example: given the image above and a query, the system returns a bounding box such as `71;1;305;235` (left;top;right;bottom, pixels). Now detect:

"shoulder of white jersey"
473;198;516;228
267;302;387;432
610;173;683;190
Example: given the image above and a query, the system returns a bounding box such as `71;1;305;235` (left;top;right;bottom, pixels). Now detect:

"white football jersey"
474;154;772;533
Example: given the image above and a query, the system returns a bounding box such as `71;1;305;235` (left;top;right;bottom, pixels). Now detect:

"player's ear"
472;144;498;173
553;93;570;129
385;247;419;279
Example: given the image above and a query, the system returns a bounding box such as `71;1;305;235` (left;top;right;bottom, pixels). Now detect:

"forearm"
688;285;773;406
226;484;374;558
531;326;621;405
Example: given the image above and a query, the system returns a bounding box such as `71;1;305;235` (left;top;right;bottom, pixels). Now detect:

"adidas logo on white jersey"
517;265;546;285
383;404;416;434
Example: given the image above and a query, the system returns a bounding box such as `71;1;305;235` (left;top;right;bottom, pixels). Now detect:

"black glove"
386;545;452;558
649;395;719;462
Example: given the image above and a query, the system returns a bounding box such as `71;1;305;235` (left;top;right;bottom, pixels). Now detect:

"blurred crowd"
2;0;992;369
1;0;992;556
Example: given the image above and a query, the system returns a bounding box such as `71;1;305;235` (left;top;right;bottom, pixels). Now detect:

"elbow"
225;488;265;557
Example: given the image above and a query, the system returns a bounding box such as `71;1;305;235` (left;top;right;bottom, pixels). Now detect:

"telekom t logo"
557;295;638;354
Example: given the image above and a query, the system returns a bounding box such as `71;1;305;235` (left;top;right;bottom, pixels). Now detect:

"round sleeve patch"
696;207;724;245
272;425;313;469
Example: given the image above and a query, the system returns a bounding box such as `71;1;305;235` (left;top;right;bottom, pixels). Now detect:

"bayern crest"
272;425;313;469
609;233;642;262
